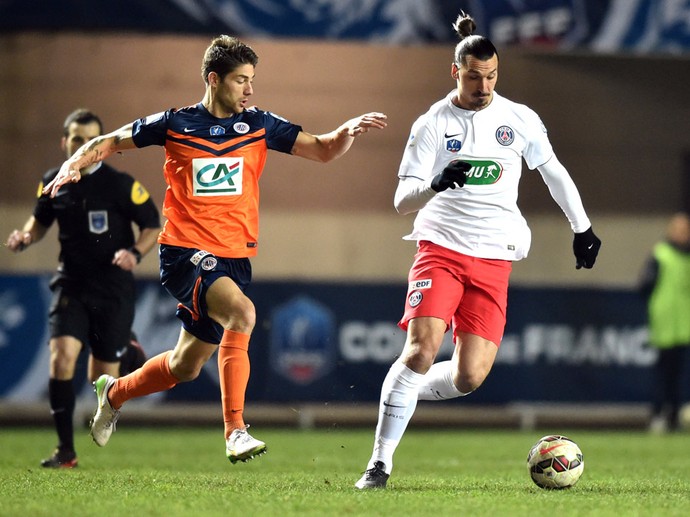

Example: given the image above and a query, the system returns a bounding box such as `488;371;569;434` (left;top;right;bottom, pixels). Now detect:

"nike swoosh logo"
587;243;594;249
539;444;564;455
115;347;127;358
444;132;462;138
183;128;194;133
382;402;406;408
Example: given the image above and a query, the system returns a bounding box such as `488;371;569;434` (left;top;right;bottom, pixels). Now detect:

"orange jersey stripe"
166;128;267;153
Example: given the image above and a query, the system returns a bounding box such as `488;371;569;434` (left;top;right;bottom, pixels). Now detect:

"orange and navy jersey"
131;103;301;258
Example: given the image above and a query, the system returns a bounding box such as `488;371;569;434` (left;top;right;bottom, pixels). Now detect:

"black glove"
573;226;601;269
431;160;472;192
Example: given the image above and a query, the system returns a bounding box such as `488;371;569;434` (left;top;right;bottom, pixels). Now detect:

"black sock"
48;379;76;453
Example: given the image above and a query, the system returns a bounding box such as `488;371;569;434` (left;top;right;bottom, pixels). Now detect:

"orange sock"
218;329;251;440
109;351;178;410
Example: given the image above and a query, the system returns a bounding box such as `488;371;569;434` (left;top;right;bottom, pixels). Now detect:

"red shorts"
399;241;512;345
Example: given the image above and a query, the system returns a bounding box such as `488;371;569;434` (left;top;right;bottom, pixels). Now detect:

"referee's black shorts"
49;275;135;362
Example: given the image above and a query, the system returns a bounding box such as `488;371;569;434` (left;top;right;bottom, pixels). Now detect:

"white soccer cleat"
225;426;267;464
89;374;120;447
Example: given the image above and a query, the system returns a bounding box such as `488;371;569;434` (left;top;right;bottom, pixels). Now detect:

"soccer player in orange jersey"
44;35;387;463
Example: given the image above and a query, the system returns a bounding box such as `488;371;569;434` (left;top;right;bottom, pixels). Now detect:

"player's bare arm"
43;124;137;198
291;112;387;163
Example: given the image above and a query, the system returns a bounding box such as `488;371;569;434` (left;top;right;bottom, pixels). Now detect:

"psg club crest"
408;291;423;308
495;125;515;146
269;296;336;385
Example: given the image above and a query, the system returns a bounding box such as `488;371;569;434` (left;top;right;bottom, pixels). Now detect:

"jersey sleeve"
398;114;440;180
32;169;58;228
263;111;302;154
537;155;591;233
119;173;161;230
521;108;553;170
131;110;171;148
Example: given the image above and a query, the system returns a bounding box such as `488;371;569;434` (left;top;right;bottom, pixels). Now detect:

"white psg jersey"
399;90;553;261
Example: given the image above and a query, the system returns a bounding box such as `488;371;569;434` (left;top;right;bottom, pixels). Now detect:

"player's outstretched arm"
43;124;137;198
291;112;387;163
537;156;590;232
537;156;601;269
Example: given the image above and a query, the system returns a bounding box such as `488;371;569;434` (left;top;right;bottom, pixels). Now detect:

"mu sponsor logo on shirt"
192;157;243;196
463;160;503;185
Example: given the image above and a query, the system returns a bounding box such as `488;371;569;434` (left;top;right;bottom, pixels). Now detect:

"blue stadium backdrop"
1;0;687;55
1;273;683;405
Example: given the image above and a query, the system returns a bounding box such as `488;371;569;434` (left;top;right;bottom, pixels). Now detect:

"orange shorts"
398;241;512;345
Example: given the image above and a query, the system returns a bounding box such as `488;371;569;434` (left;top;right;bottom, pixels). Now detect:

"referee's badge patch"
408;291;423;308
131;181;150;205
88;210;108;234
495;125;515;146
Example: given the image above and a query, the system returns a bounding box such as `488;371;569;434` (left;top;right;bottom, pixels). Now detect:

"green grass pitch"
1;426;689;516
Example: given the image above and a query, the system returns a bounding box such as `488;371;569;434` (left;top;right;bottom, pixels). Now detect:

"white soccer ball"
526;434;584;489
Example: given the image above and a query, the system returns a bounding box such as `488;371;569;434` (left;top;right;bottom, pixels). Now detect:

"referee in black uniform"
5;109;161;468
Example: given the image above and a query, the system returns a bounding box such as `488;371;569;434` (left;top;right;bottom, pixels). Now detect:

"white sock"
367;360;424;474
417;360;468;401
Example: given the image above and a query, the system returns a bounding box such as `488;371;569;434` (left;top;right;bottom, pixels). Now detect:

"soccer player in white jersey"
355;11;601;489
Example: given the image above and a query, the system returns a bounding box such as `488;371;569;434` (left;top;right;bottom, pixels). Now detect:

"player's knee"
402;346;437;374
218;298;256;334
456;369;489;394
49;354;78;378
171;364;201;382
236;301;256;332
168;357;203;382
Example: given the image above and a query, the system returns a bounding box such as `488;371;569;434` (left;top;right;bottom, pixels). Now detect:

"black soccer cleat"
355;460;390;489
40;448;78;469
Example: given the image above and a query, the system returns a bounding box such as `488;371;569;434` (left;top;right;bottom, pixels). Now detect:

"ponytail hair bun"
452;11;476;41
452;11;498;65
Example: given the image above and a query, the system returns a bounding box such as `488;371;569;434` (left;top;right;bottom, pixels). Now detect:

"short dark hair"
63;108;103;136
452;11;499;66
201;35;259;84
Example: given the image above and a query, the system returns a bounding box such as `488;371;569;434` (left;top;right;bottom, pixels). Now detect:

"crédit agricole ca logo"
192;157;243;195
